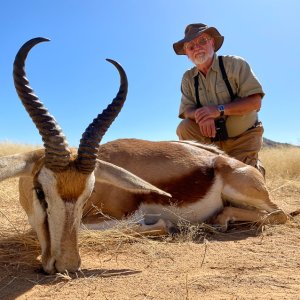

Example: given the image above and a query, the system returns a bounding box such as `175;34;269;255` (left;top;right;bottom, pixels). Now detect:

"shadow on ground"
0;224;261;299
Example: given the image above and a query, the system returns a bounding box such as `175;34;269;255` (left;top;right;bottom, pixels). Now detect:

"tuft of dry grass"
0;229;41;268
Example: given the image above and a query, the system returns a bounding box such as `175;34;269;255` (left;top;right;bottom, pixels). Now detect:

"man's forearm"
182;93;262;123
223;94;262;116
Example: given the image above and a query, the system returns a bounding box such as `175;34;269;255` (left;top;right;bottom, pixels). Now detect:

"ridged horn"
13;37;71;171
76;59;128;174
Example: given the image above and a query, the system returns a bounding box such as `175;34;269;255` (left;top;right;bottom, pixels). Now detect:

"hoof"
168;225;180;235
264;210;288;224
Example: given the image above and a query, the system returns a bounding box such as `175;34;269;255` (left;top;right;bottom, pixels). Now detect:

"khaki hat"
173;23;224;55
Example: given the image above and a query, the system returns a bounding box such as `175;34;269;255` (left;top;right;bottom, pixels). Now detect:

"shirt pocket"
215;81;231;103
216;82;227;93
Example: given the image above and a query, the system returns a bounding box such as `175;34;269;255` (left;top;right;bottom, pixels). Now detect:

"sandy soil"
1;178;300;300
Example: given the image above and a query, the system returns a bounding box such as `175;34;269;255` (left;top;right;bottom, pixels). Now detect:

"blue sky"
0;0;299;146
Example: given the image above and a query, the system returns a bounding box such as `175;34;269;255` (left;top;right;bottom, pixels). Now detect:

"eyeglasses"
184;37;211;52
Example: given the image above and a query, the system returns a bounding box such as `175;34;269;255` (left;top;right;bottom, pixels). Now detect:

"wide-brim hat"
173;23;224;55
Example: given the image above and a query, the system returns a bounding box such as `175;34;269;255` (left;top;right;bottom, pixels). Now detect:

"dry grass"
259;146;300;214
0;141;40;156
260;146;300;181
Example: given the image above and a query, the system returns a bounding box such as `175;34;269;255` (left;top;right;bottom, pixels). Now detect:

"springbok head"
2;37;170;274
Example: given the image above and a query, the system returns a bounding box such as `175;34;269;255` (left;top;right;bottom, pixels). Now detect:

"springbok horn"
13;37;71;171
76;59;128;174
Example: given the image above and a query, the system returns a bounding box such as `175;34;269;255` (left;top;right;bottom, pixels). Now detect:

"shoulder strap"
193;74;202;108
219;56;235;101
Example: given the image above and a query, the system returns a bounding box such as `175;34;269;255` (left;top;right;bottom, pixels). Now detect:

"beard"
190;50;213;65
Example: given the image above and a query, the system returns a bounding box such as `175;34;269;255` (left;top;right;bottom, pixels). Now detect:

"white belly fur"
138;175;224;225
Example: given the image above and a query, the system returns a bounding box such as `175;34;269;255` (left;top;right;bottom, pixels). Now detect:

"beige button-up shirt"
179;54;265;137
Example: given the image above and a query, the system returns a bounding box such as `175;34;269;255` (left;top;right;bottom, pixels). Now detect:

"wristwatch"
217;105;225;117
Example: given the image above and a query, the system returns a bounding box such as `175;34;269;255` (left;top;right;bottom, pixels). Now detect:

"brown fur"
56;163;89;202
56;203;81;272
146;167;215;206
31;155;89;202
214;156;279;211
213;206;288;230
98;139;217;185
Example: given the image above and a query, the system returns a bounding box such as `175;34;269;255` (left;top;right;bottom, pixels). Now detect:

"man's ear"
211;37;215;49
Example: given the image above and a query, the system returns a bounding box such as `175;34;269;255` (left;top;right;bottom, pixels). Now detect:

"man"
173;23;265;174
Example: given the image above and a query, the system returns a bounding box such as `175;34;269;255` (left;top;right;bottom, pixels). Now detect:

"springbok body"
81;139;287;230
1;38;288;275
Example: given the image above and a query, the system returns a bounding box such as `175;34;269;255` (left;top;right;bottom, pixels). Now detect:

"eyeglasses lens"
185;38;210;51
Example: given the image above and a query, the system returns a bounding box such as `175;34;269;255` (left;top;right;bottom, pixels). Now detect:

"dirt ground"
1;177;300;300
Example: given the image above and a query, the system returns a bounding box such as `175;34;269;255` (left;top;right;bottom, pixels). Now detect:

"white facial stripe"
75;173;95;228
39;169;66;258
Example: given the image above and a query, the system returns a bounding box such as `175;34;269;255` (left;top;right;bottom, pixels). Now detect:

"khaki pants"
176;119;265;175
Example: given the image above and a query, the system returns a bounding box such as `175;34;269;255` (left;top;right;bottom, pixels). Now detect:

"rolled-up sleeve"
236;58;265;99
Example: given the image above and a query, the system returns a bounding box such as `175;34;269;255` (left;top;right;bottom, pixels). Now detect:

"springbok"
0;37;171;274
1;38;288;274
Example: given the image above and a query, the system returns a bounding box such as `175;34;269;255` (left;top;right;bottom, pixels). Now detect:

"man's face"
184;33;215;66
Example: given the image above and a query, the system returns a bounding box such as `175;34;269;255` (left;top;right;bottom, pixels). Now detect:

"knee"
176;119;196;139
255;160;266;178
176;119;187;138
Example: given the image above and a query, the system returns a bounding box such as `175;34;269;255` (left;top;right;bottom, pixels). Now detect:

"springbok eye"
34;187;48;209
35;187;45;200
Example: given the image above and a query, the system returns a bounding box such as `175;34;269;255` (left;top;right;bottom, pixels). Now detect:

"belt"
211;121;262;142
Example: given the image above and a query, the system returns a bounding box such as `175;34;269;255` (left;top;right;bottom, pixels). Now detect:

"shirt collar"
210;53;219;72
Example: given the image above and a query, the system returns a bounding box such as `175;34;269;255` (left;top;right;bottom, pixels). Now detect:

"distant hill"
263;137;298;148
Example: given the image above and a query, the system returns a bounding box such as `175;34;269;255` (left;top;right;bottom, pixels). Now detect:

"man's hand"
198;118;216;138
195;106;220;124
184;107;218;138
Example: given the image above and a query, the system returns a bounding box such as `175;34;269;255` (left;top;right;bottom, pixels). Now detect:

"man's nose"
194;43;203;50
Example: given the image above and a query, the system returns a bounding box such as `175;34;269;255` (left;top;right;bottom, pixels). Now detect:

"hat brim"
173;27;224;55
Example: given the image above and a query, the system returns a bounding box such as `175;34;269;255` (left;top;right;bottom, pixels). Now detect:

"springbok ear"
0;149;44;181
94;159;171;198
